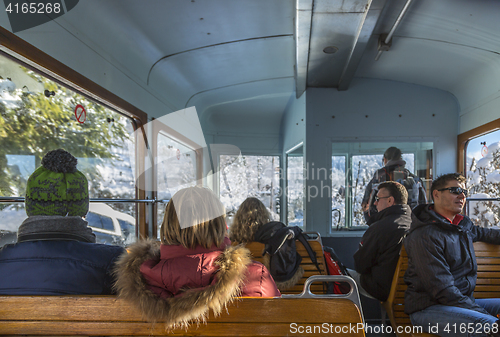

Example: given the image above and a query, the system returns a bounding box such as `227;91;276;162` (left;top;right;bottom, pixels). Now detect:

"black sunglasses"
437;187;468;197
374;196;391;202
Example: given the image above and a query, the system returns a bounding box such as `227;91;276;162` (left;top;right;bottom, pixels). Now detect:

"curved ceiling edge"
184;76;294;109
146;35;293;84
393;35;500;55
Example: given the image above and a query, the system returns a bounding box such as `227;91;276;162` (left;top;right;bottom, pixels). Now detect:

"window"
465;129;500;227
156;133;198;229
87;212;113;231
118;219;135;238
332;142;432;229
101;215;114;231
0;203;24;246
331;156;346;229
219;155;280;226
86;212;103;229
0;52;137;247
287;145;303;227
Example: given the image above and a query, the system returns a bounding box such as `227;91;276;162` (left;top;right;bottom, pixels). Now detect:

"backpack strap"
296;231;322;274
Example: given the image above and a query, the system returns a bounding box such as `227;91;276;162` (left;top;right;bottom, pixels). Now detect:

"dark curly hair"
229;197;271;243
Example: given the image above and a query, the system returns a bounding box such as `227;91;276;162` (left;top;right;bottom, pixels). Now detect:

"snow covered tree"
0;68;132;212
467;141;500;227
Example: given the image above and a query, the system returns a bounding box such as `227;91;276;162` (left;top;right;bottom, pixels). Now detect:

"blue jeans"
410;299;500;337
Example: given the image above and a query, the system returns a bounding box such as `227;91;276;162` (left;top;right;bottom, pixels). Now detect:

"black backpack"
254;221;321;283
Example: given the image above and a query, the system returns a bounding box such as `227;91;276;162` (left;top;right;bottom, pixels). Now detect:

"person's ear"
432;189;440;202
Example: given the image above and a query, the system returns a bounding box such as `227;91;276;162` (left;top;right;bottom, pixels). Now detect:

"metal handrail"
0;196;170;204
281;275;365;324
466;197;500;217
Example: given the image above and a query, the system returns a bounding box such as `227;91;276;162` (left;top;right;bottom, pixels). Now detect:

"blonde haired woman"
114;187;279;328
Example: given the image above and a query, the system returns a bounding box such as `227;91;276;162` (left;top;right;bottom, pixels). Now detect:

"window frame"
458;118;500;175
458;118;500;218
152;125;203;238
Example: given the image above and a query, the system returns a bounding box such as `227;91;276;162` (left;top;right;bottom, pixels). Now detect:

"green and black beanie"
25;149;89;217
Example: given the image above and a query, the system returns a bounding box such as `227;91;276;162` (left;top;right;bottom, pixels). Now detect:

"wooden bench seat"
0;275;365;337
383;242;500;337
242;232;329;294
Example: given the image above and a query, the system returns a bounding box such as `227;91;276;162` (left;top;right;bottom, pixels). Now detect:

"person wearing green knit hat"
0;149;125;295
25;148;89;218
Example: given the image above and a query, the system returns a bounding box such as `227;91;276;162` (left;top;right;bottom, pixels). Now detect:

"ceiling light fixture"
323;46;338;54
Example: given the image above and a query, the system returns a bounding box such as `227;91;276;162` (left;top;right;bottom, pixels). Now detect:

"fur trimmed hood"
113;240;253;328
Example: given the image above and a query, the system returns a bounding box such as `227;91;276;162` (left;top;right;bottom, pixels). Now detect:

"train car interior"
1;0;500;333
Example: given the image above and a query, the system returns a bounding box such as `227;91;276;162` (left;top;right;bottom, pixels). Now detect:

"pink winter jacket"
114;237;279;327
140;237;280;298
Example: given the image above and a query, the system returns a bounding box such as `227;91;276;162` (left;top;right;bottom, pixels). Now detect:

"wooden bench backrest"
473;241;500;299
0;276;365;336
384;242;500;337
243;232;328;294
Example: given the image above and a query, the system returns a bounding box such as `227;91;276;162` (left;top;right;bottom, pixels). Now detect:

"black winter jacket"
353;204;411;301
404;204;500;315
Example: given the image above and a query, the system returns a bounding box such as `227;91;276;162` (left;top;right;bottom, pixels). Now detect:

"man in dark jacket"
350;181;411;301
362;147;426;225
0;149;125;295
404;173;500;337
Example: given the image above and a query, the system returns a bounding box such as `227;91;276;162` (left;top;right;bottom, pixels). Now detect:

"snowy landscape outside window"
0;53;137;248
156;133;197;231
466;130;500;227
331;156;346;230
287;155;304;227
219;155;280;227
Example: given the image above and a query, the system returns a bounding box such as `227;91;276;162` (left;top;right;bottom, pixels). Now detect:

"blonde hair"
229;197;271;243
160;186;227;249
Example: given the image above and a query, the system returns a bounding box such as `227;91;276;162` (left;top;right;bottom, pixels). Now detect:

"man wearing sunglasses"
350;181;411;301
404;173;500;337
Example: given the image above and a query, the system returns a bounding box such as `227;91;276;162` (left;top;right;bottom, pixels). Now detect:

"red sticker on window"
74;104;86;124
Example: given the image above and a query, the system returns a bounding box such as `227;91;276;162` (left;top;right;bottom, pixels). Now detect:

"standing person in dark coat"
349;181;411;301
0;149;125;295
362;147;426;225
404;173;500;337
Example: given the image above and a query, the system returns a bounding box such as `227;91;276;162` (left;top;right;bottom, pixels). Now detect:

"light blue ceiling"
1;0;499;133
